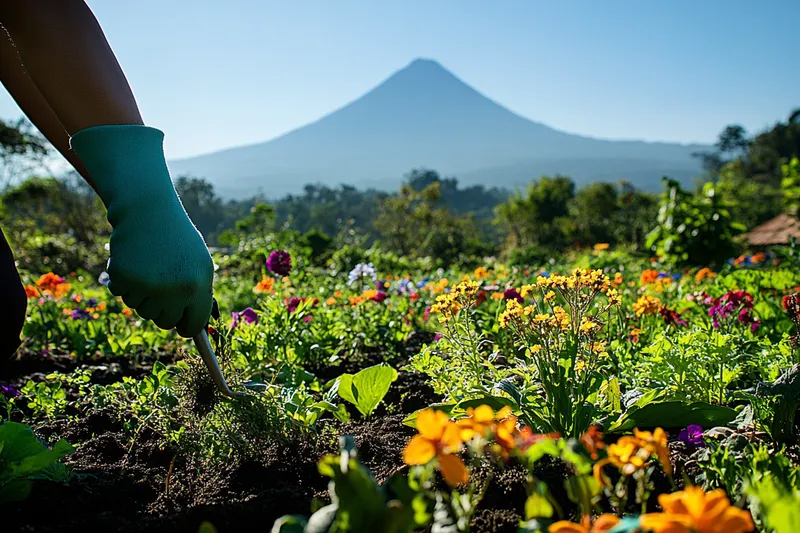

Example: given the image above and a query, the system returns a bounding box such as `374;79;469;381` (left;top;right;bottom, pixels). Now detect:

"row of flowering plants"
275;405;759;533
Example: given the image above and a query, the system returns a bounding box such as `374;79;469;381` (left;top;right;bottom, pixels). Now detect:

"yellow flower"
606;288;622;306
640;487;755;533
549;514;620;533
553;306;570;331
593;243;610;252
491;292;504;300
519;284;535;298
633;295;662;316
612;272;624;286
530;344;542;353
534;313;551;324
579;316;599;334
544;290;556;303
403;409;468;487
499;299;525;327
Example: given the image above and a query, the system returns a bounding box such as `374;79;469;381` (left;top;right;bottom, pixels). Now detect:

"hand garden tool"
193;298;248;398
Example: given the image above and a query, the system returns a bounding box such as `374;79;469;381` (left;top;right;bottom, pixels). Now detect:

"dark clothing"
0;229;26;358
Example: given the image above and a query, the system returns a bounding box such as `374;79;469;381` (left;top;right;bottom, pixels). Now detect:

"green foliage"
0;422;74;503
335;364;398;418
272;436;426;533
646;178;744;266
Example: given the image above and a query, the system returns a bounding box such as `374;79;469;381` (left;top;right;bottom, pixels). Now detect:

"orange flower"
325;297;336;305
733;255;747;266
634;427;671;476
36;272;64;292
473;266;490;280
640;269;659;284
122;308;132;316
640;487;755;533
750;252;766;264
549;514;620;533
593;243;610;252
253;276;275;294
612;273;624;286
580;424;606;460
24;285;38;299
403;409;468;487
695;267;716;282
594;427;671;485
334;290;342;298
96;301;107;311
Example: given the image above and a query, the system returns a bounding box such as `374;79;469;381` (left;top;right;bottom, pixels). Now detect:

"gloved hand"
70;125;213;337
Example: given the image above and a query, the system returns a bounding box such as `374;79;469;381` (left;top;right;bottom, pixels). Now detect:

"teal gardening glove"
70;125;213;337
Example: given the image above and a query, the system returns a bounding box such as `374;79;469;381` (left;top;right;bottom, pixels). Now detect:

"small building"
740;213;800;248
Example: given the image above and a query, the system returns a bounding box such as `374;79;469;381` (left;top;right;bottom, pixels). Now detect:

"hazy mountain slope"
168;58;707;198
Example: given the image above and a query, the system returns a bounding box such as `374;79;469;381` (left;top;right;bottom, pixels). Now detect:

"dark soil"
1;346;180;388
3;331;701;533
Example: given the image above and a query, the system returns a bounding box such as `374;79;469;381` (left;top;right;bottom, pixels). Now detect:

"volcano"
167;58;707;198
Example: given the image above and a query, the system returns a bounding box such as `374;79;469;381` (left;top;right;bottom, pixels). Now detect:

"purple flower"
678;424;705;447
286;297;303;313
71;308;93;320
266;250;292;277
231;307;258;328
87;298;98;307
503;288;524;303
433;333;443;342
1;384;20;399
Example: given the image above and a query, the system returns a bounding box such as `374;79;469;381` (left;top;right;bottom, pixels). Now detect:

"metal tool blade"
193;329;247;398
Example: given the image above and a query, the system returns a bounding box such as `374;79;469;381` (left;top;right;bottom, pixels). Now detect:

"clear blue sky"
1;0;797;160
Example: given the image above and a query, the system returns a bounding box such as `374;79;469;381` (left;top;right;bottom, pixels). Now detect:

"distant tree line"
1;106;798;270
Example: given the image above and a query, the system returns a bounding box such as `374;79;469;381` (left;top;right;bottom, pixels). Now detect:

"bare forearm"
0;26;95;187
0;0;143;134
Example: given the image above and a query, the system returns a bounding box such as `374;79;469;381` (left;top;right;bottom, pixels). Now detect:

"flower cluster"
694;267;716;282
594;428;671;483
266;250;292;277
429;279;480;322
633;295;662;316
707;290;760;332
347;262;377;287
33;272;71;299
231;307;258;328
402;406;557;487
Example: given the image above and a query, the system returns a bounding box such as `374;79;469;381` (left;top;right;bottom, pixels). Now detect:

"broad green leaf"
607;401;737;433
337;364;398;417
524;493;553;519
402;404;457;428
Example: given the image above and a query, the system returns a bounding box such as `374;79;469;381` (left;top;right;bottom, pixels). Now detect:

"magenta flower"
503;288;524;303
286;297;302;313
370;291;388;303
232;307;258;328
678;424;705;447
267;250;292;276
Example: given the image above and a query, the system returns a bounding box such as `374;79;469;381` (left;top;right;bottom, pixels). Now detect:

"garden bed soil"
4;338;708;533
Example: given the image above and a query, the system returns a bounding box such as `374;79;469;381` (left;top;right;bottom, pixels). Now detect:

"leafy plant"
0;422;74;503
335;364;398;418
